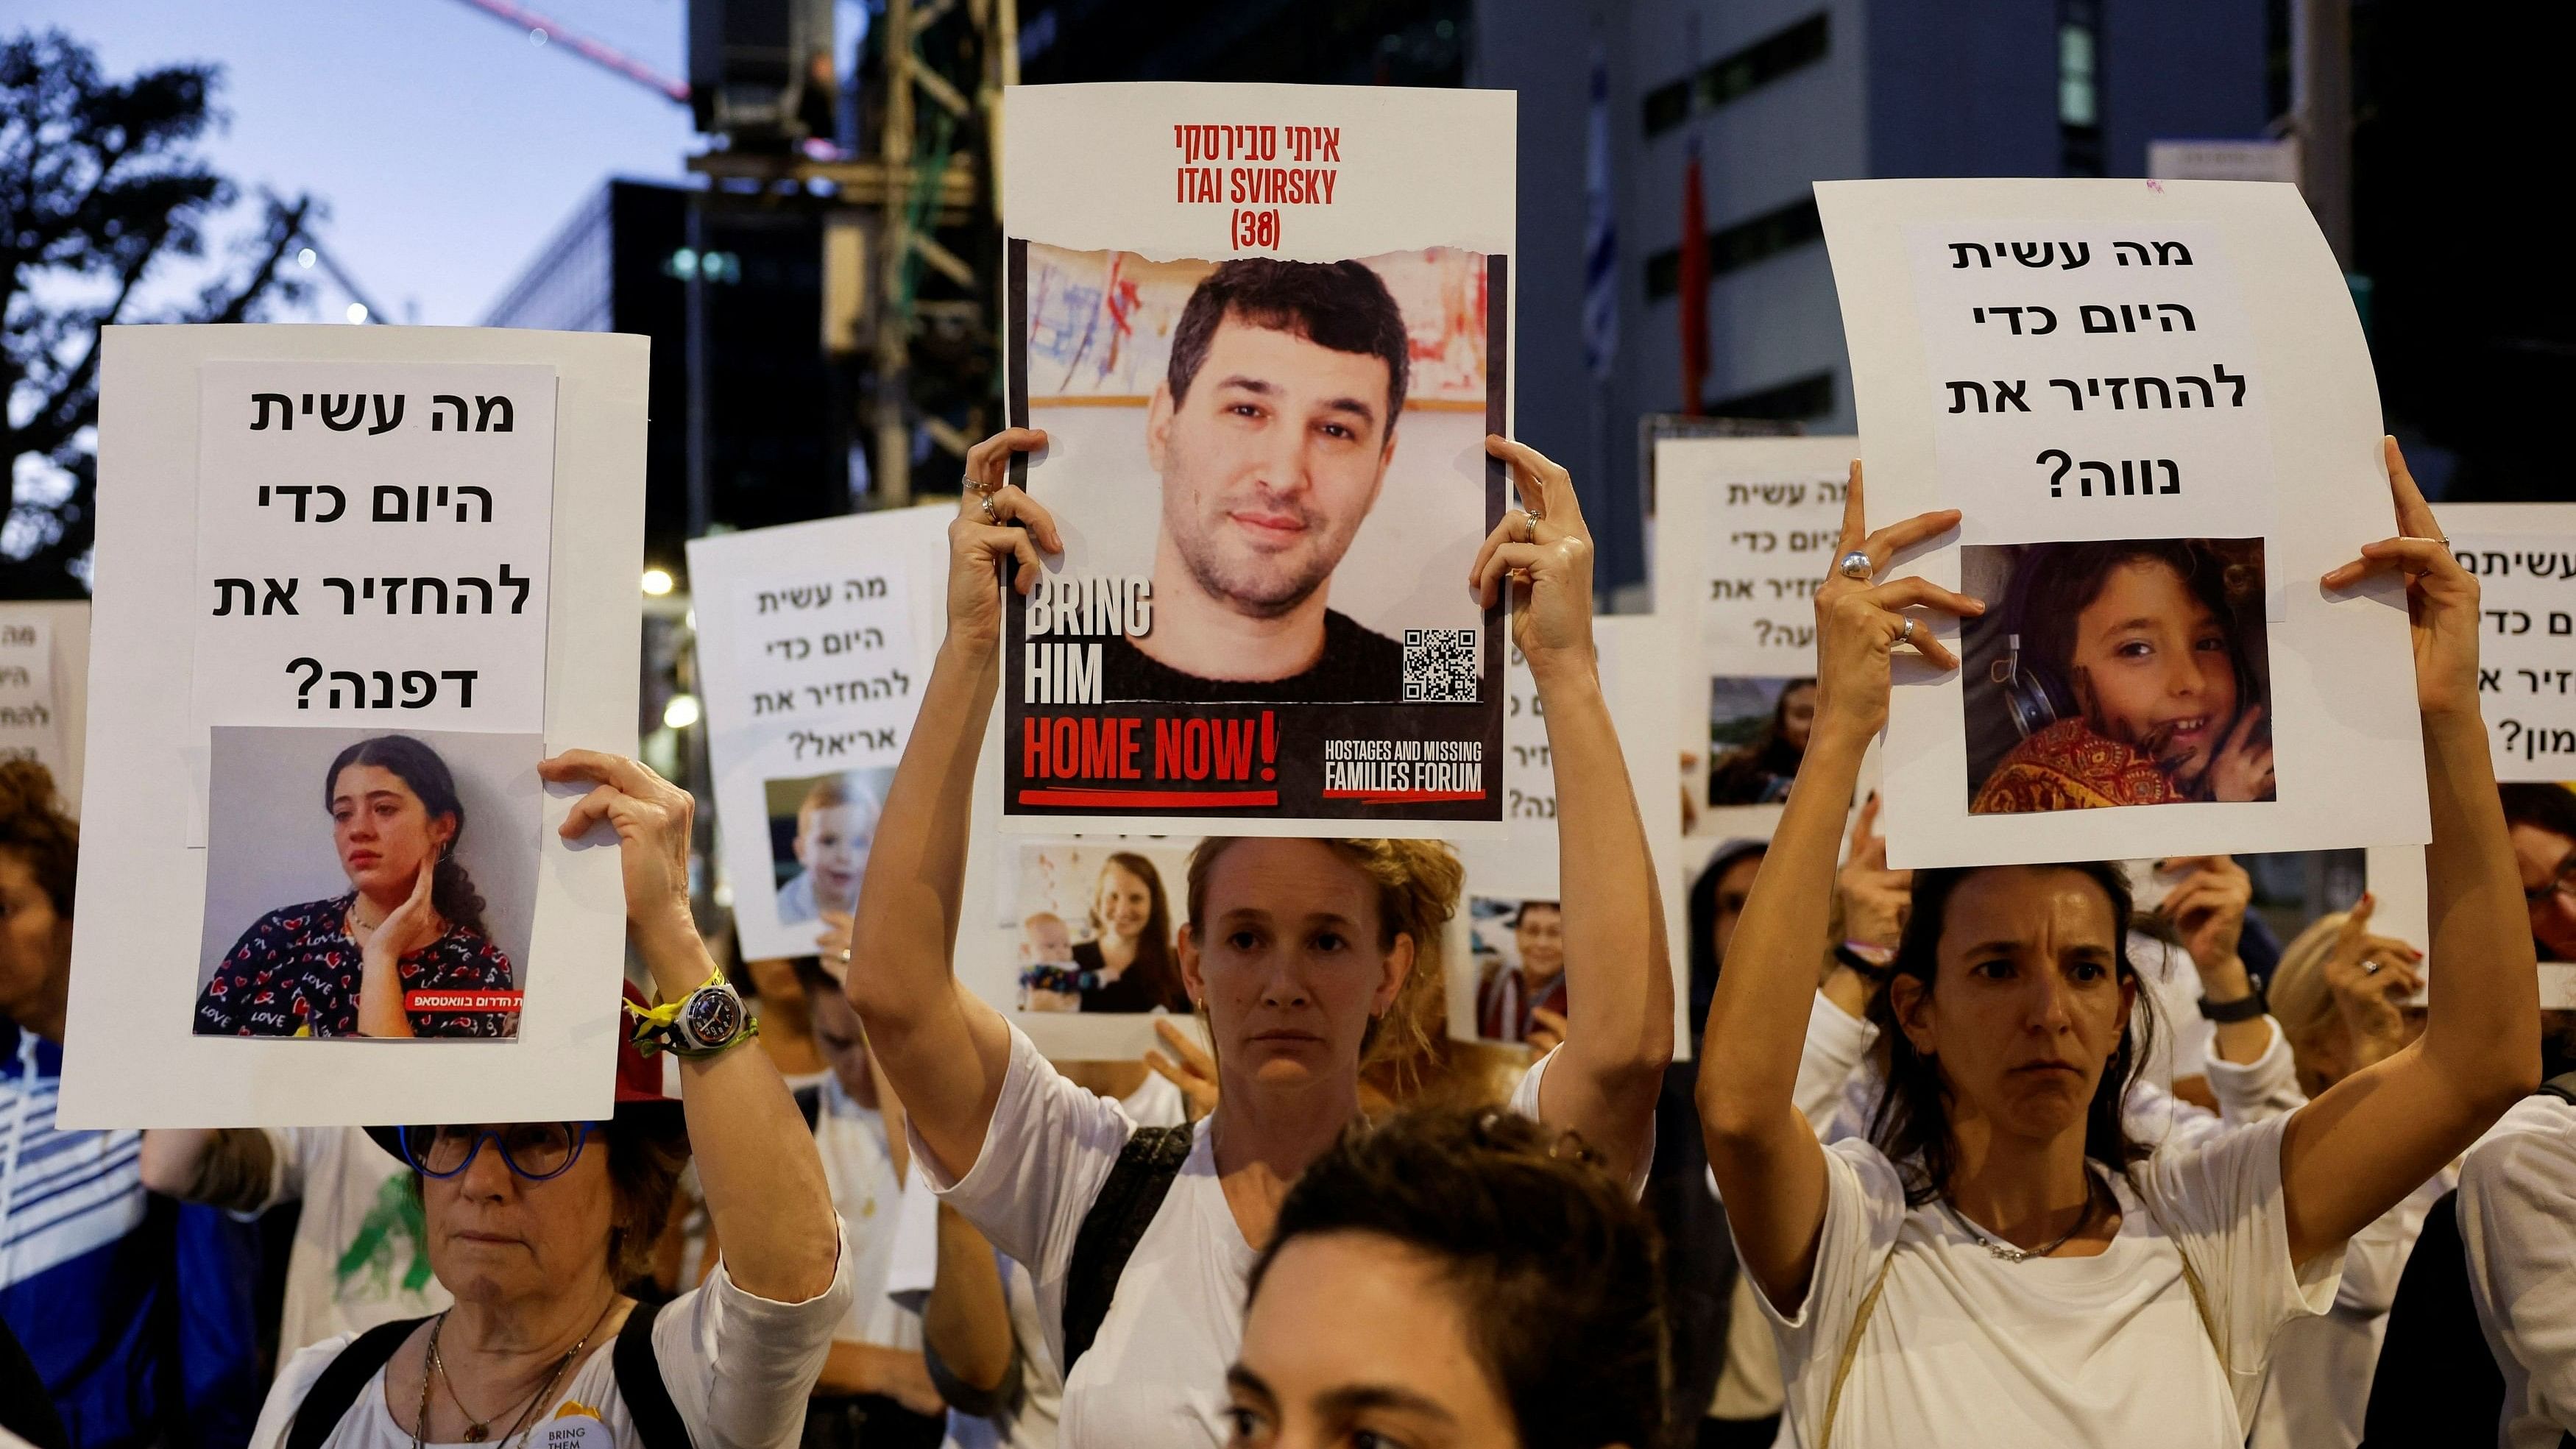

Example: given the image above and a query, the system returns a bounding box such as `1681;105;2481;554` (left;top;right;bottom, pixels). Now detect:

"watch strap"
2196;992;2265;1024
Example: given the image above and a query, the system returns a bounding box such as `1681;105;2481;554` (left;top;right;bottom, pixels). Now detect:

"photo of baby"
1961;538;2276;813
762;768;894;928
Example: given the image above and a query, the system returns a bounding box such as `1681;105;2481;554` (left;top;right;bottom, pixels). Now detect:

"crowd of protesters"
5;423;2573;1449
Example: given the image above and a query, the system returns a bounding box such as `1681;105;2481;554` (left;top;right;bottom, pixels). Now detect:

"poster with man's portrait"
998;82;1513;837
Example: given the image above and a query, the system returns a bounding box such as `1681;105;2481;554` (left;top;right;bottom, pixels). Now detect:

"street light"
641;567;674;595
662;693;701;730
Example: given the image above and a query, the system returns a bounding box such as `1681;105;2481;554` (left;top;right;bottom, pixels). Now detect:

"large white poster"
60;325;646;1129
1651;436;1855;832
1817;179;2426;869
997;82;1514;839
687;506;946;961
1453;617;1690;1058
2437;504;2576;781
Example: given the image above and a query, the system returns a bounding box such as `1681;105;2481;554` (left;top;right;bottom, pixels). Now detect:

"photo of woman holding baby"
1964;536;2275;813
1069;851;1189;1013
193;734;517;1038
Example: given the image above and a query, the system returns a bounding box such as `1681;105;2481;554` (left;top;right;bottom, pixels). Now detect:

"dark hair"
324;735;489;938
1093;851;1188;1012
1707;678;1816;806
1166;258;1410;432
2503;784;2576;845
1686;840;1770;1034
2011;540;2264;776
0;759;77;917
788;954;838;998
1248;1106;1667;1449
1510;899;1561;928
1865;862;2154;1207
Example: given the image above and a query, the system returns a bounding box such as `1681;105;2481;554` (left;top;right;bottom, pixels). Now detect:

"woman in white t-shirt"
245;751;854;1449
1700;449;2540;1449
846;428;1672;1449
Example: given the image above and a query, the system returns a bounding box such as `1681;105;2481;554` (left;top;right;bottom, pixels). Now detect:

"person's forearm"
847;637;1000;1037
636;915;840;1304
1701;729;1866;1140
2195;953;2270;1064
923;1206;1016;1393
2418;706;2542;1100
358;958;415;1038
1535;659;1674;1111
139;1127;275;1211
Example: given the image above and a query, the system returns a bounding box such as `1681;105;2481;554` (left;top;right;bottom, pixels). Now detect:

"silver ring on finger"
2363;960;2382;975
980;494;999;523
1838;550;1875;581
1898;617;1919;648
1522;511;1540;543
840;947;853;966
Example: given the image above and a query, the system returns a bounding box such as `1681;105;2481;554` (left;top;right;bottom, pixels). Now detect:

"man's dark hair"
1165;258;1410;433
1866;861;2156;1207
2503;784;2576;845
1248;1105;1667;1449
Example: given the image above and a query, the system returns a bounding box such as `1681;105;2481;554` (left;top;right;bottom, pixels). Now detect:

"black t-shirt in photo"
1100;608;1404;704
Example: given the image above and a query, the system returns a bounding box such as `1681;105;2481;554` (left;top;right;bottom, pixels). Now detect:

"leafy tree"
1;28;313;597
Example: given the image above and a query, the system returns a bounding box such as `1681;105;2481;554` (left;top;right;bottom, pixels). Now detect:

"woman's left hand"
365;857;445;963
1144;1017;1221;1121
2159;855;2252;976
2203;706;2276;802
2321;438;2481;719
1470;437;1595;681
539;750;696;942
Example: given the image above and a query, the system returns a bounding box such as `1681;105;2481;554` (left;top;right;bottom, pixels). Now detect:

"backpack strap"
1061;1124;1195;1382
2535;1071;2576;1105
285;1316;434;1449
2361;1187;2498;1448
793;1084;824;1133
613;1297;695;1449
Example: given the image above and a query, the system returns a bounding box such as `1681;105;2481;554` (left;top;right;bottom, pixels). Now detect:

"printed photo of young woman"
1961;538;2276;813
193;728;541;1040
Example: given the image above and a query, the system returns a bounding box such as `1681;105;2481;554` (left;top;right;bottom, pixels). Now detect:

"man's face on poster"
1147;314;1398;618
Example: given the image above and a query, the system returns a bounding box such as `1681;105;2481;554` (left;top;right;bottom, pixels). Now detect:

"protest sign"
996;82;1513;837
2434;505;2576;779
0;605;82;809
1816;178;2426;868
60;325;645;1129
1651;435;1857;827
1453;617;1691;1056
687;505;948;960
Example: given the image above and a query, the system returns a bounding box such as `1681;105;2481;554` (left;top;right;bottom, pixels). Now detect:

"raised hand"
2321;437;2480;719
1525;1005;1568;1055
1470;437;1595;680
1144;1017;1221;1121
1836;793;1912;949
2322;892;2424;1069
2159;855;2253;976
367;857;446;963
539;749;697;944
1810;463;1981;745
2203;705;2276;802
947;428;1064;651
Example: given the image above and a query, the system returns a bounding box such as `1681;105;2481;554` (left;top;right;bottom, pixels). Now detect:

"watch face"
682;988;745;1047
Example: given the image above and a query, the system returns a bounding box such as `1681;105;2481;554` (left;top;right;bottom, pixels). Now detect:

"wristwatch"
2196;991;2265;1024
631;977;758;1057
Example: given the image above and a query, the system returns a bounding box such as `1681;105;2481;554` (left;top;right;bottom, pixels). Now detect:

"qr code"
1403;628;1480;703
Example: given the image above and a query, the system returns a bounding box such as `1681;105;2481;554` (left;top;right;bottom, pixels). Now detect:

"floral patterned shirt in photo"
192;893;516;1038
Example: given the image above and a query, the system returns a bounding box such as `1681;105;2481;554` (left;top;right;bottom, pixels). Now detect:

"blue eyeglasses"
398;1122;597;1180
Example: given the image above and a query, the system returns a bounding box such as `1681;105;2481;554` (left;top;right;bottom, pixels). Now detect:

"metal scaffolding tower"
686;0;1016;509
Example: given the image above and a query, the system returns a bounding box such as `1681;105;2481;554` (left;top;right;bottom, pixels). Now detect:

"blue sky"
20;0;707;325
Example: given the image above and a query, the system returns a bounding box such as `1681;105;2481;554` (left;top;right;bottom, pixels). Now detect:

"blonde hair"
1184;837;1464;1100
2267;910;2352;1048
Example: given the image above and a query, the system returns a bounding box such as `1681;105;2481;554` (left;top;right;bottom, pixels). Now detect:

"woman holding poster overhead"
1700;452;2538;1448
194;735;516;1039
844;427;1671;1449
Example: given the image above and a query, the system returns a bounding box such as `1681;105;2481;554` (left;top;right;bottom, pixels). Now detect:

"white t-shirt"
258;1126;455;1364
811;1074;923;1351
1747;1113;2341;1449
890;1070;1187;1449
2461;1093;2576;1449
914;1023;1557;1449
246;1225;856;1449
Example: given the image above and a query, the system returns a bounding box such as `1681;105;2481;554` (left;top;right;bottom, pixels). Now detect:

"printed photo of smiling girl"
1964;538;2276;814
194;734;520;1039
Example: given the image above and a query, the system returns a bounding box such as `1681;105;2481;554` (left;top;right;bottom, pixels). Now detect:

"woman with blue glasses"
244;751;853;1449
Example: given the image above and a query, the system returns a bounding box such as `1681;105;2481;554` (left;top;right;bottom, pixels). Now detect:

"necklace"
1943;1174;2105;1264
414;1299;615;1449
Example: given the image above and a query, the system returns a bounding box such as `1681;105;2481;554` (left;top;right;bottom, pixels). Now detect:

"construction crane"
437;0;692;103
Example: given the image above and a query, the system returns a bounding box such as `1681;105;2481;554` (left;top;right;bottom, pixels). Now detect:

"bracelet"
623;968;729;1032
2196;992;2266;1024
1833;942;1896;977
